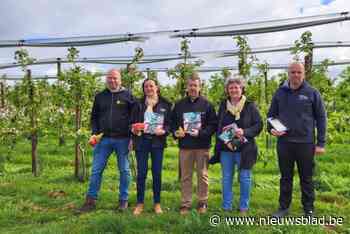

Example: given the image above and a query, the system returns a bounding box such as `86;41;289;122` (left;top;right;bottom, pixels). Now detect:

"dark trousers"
135;138;164;204
277;141;315;211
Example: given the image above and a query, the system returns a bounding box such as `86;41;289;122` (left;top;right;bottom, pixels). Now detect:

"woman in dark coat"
214;76;262;213
131;78;172;215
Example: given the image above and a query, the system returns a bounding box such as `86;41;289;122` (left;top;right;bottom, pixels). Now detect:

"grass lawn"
0;137;349;233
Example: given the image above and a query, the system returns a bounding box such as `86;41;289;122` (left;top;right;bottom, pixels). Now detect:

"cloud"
0;0;349;80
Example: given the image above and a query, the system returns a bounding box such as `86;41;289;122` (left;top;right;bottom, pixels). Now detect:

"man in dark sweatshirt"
171;73;217;215
267;62;326;217
77;69;135;213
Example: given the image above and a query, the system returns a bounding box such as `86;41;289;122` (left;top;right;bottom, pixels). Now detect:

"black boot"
272;208;289;218
118;200;128;212
303;209;314;217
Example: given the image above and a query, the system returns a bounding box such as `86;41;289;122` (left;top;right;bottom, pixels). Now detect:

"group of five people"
77;61;326;218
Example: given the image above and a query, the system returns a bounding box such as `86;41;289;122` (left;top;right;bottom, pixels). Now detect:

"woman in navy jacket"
214;76;262;213
131;78;172;215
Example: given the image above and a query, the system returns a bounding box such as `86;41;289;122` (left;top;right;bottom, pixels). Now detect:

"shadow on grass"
48;174;85;184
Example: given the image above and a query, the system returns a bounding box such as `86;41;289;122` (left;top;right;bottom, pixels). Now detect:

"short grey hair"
106;68;121;76
224;74;245;93
186;72;201;85
287;61;305;72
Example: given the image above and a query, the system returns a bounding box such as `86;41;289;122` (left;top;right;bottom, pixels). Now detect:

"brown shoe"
154;203;163;214
197;202;207;214
75;196;96;214
240;208;248;216
118;200;128;211
180;206;190;215
133;203;144;216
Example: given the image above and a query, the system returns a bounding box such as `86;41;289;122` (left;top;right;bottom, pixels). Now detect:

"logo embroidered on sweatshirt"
298;95;309;101
116;100;126;105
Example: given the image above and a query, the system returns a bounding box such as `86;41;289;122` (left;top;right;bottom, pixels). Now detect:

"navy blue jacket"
171;96;217;149
131;97;172;149
213;100;262;169
267;81;327;147
90;88;135;138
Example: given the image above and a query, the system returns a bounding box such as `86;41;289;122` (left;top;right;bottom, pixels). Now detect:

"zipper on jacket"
110;92;114;131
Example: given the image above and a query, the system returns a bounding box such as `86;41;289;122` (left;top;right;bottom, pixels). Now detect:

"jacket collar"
186;95;201;103
281;80;309;92
106;86;126;93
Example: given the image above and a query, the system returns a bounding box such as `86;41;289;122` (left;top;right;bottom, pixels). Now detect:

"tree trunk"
74;103;81;179
126;64;134;91
27;70;39;176
0;81;4;108
264;70;268;106
238;53;247;78
31;132;38;176
129;151;137;182
57;59;66;146
304;49;313;81
263;70;271;150
146;68;150;79
59;137;65;146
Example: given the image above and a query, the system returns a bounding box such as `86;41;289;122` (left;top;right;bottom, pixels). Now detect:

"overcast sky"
0;0;349;83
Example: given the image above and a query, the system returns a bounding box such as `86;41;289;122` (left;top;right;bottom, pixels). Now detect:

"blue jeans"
220;151;252;210
135;138;164;204
87;137;131;201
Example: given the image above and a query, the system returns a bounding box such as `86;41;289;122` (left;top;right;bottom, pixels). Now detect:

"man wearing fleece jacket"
171;72;217;215
267;62;327;218
77;69;135;214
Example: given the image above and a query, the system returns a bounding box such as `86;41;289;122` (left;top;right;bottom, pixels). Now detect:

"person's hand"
175;127;185;138
154;127;166;136
226;142;234;151
271;129;286;137
222;125;231;131
88;135;98;146
131;127;141;136
315;146;325;155
88;133;103;147
132;123;144;136
235;128;244;139
188;129;199;137
128;139;133;151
